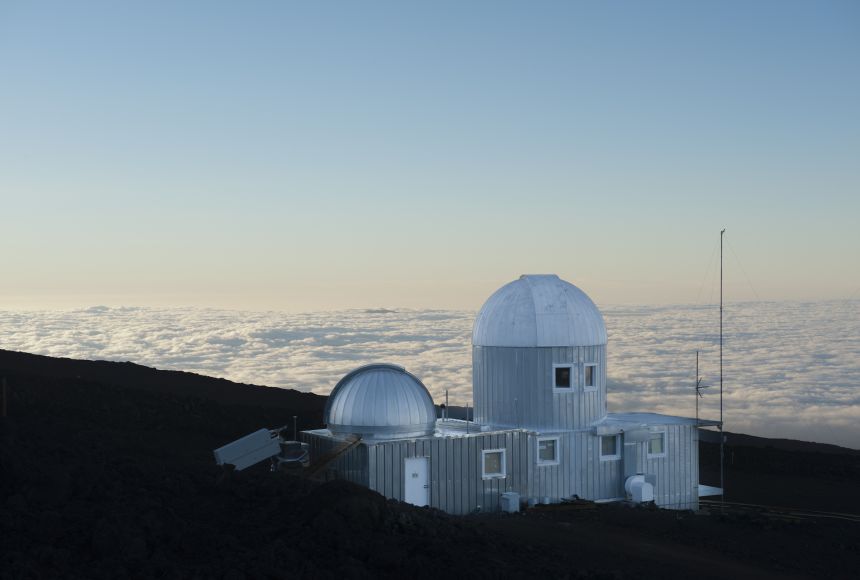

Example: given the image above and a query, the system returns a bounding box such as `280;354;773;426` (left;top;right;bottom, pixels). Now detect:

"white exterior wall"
525;424;700;509
623;423;700;510
364;431;531;515
302;423;700;513
473;345;607;431
527;431;623;502
303;429;531;515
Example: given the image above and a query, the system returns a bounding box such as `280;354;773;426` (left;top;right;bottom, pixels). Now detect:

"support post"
720;228;725;505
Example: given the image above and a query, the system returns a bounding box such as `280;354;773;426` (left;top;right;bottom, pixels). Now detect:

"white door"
404;457;429;506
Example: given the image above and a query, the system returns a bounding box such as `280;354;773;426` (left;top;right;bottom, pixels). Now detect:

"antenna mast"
695;350;711;425
695;351;700;423
720;228;725;503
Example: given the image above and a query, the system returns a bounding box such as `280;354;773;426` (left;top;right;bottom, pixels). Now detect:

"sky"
1;0;859;311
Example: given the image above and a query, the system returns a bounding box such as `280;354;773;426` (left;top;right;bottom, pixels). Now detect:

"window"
537;437;560;465
583;364;597;390
647;432;666;458
482;449;506;479
600;435;620;460
553;364;572;391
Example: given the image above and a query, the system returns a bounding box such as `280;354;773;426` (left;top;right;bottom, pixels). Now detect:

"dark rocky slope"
1;349;857;579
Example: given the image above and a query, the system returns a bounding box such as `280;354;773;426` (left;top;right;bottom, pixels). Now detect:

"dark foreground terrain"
1;349;858;579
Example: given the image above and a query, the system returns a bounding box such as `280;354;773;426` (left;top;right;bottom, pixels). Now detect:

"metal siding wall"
473;345;607;431
384;444;393;497
304;423;698;514
588;434;597;498
344;432;527;515
526;431;621;503
604;444;622;498
301;432;369;487
641;424;698;510
585;434;593;497
692;428;700;510
486;432;526;514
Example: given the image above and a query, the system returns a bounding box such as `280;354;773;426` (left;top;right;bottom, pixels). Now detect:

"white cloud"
1;301;857;448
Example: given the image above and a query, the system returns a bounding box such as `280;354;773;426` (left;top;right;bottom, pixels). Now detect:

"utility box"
631;481;654;503
214;428;281;471
625;474;656;504
500;492;520;513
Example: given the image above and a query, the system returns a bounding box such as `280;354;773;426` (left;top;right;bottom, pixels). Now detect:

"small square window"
554;365;572;389
600;435;620;459
647;433;666;457
482;449;506;479
537;437;559;465
584;365;596;389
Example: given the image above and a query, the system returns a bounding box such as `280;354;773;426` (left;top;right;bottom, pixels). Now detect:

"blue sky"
1;0;858;310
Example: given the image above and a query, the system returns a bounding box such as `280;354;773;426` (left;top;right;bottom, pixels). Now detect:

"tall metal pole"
720;228;725;503
695;351;699;424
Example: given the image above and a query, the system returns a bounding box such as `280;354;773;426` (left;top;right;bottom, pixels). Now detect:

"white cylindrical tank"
472;275;607;430
625;475;655;503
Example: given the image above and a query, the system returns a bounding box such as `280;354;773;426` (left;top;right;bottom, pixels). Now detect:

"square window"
537;437;559;465
600;435;619;459
648;433;666;457
584;365;595;388
482;449;506;479
554;366;571;389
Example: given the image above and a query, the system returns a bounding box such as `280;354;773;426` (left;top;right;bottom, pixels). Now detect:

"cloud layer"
1;301;857;448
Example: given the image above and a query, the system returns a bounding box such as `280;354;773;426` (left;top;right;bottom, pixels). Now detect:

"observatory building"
302;275;720;513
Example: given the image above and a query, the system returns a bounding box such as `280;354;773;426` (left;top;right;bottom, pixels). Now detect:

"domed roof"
472;274;607;347
324;363;437;439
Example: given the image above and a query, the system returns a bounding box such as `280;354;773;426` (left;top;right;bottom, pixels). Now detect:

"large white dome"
324;363;437;439
472;274;607;347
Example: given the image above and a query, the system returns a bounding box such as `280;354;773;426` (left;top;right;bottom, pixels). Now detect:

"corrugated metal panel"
301;431;369;487
358;431;530;515
639;424;698;510
472;275;607;347
523;427;697;507
324;363;437;439
473;345;606;430
303;423;699;513
528;432;623;500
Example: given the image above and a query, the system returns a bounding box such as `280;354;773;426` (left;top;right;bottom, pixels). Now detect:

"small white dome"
472;274;607;347
324;363;436;439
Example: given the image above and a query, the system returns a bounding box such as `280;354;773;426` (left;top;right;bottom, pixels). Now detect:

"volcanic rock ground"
1;349;858;579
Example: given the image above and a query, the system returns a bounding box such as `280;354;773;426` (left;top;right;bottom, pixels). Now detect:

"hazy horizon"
3;259;859;313
2;299;858;449
2;295;859;314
